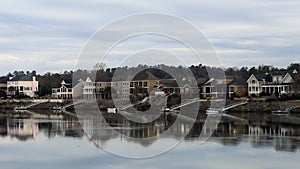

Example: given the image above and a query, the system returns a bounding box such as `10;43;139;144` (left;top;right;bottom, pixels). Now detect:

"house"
7;119;38;140
129;71;160;95
82;77;96;100
228;76;248;98
201;77;233;99
95;81;111;99
154;79;199;97
0;76;9;98
52;79;83;99
247;71;296;97
7;75;39;98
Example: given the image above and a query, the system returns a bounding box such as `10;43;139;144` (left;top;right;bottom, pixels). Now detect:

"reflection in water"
1;111;300;153
0;115;84;141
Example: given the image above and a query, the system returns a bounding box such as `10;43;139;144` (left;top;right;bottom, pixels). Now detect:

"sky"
0;0;300;75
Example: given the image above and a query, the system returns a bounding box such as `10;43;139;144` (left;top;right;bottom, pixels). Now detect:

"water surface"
0;110;300;169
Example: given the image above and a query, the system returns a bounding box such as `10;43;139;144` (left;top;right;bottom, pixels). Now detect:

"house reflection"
0;117;84;141
1;113;300;152
6;119;38;141
202;118;300;152
0;118;7;136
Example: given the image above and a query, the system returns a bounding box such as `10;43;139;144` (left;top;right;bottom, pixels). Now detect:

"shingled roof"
132;71;159;81
9;75;35;81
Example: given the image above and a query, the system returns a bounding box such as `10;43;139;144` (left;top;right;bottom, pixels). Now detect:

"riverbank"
0;99;300;113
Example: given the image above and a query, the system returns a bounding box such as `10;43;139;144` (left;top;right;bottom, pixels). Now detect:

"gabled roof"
247;74;265;82
0;76;9;83
54;78;82;88
203;77;233;86
9;75;35;81
281;73;294;83
271;71;287;76
230;76;248;85
85;77;92;82
158;79;178;87
132;71;159;81
196;77;209;86
292;69;298;74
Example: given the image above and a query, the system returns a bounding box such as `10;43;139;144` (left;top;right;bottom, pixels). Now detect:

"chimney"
33;76;36;81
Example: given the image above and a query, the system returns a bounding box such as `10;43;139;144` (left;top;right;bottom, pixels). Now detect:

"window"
251;80;256;84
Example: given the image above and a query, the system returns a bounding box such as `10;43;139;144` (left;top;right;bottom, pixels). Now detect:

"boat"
272;106;294;117
14;106;27;110
53;106;64;111
107;107;118;114
272;110;290;115
206;108;223;115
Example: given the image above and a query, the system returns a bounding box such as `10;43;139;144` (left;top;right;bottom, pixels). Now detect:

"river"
0;110;299;169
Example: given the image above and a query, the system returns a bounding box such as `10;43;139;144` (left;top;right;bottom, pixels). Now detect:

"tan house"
201;78;233;99
228;77;248;98
0;76;9;98
129;71;160;95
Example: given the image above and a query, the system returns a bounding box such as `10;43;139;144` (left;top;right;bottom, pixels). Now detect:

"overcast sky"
0;0;299;75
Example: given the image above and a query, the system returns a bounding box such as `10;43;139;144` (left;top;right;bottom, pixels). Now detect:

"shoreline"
0;99;300;113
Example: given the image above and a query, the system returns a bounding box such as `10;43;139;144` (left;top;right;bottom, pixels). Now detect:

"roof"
158;79;178;87
54;78;82;88
230;76;248;85
247;74;265;82
196;77;209;86
0;76;9;83
9;75;35;81
132;71;159;81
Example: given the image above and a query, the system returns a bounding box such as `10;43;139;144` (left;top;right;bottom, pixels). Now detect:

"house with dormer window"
52;79;83;99
7;75;39;98
247;71;297;97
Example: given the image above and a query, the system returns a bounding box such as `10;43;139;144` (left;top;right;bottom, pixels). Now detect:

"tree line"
1;63;299;97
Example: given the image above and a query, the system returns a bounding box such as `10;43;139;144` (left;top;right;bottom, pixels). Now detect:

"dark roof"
55;79;82;88
271;71;287;76
0;76;9;83
225;75;234;80
230;76;247;85
9;75;35;81
251;74;265;81
158;79;178;87
196;77;209;86
132;71;159;81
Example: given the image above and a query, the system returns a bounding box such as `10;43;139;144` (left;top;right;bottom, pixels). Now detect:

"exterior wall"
73;81;83;99
82;78;95;100
282;74;294;84
229;85;247;97
0;83;7;96
7;77;39;97
95;82;110;99
52;86;73;99
201;79;231;98
247;75;262;96
247;74;295;97
130;80;159;96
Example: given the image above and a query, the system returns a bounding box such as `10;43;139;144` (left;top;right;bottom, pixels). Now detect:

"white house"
7;75;39;97
247;72;294;97
82;77;96;100
52;79;83;99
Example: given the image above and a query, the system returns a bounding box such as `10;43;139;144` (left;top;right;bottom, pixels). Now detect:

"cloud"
0;0;299;75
